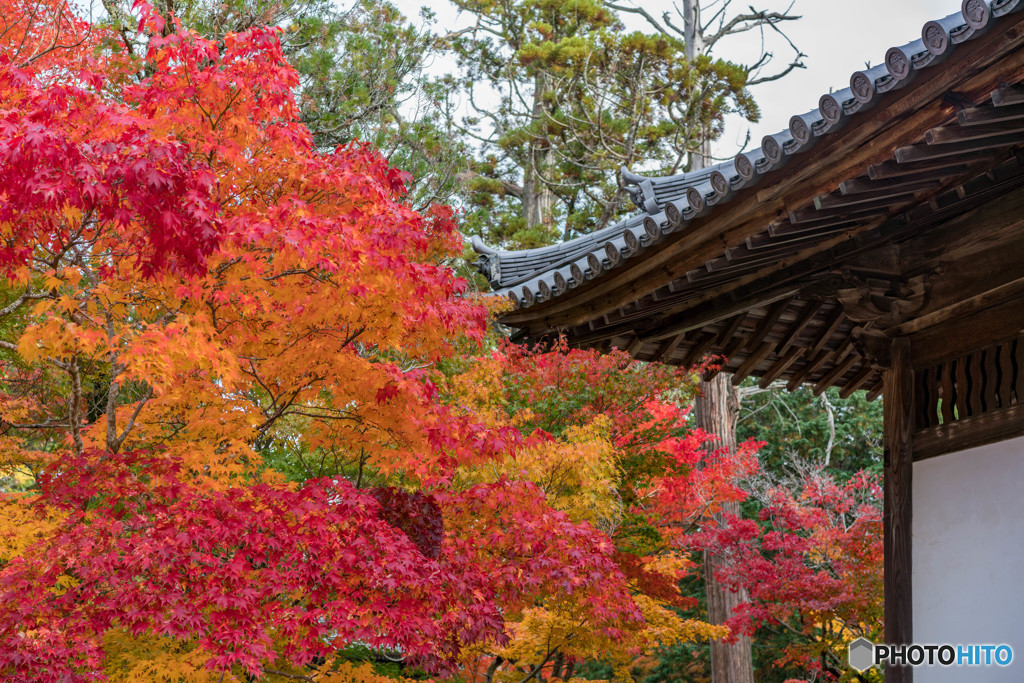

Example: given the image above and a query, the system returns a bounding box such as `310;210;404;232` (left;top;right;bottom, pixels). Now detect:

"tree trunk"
681;0;704;60
696;372;755;683
523;72;556;229
523;159;555;228
687;35;752;678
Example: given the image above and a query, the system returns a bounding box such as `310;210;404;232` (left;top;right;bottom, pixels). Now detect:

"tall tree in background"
447;0;757;248
693;372;754;683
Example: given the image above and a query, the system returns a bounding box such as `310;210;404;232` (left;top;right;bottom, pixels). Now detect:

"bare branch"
746;57;805;86
605;2;669;34
704;10;800;50
820;392;836;467
109;386;153;453
263;669;314;682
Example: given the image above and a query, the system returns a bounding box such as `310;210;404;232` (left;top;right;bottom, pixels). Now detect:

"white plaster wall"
912;434;1024;682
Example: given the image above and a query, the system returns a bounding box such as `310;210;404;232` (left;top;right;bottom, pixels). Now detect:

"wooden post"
883;337;913;683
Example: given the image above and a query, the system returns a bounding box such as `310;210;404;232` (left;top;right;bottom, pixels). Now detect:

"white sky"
399;0;959;160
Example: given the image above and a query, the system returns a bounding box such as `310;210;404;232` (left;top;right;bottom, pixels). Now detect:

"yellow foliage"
486;594;726;683
321;661;426;683
102;631;219;682
455;417;621;529
0;493;62;564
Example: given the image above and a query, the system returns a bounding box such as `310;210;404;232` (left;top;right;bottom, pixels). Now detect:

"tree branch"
0;289;46;319
68;356;84;456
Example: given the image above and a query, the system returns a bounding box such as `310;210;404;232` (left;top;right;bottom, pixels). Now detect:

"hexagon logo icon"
849;637;875;672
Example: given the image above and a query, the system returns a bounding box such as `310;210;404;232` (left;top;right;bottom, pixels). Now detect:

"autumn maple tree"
699;466;883;682
0;1;655;679
442;342;763;683
0;1;889;681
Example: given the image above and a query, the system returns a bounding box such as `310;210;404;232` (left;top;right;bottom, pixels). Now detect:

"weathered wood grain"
884;337;914;683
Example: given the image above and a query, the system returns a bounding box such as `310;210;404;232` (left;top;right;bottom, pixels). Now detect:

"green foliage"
738;384;883;478
447;0;759;247
333;644;435;680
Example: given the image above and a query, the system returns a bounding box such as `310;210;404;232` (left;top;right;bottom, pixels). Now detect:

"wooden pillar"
883;337;913;683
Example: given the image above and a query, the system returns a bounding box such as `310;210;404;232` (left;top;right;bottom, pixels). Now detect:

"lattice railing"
915;336;1024;430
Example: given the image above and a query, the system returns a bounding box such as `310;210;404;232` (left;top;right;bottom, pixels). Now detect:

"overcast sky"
416;0;959;160
701;0;959;157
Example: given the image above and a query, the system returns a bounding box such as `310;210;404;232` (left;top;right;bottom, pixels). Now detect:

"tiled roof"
473;0;1024;311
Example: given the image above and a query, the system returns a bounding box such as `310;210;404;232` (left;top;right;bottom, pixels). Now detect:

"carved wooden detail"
836;272;929;328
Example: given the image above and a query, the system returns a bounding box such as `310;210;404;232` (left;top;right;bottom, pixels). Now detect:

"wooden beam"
809;307;846;356
769;217;868;236
679;331;719;369
911;296;1024;368
830;334;857;364
745;228;844;250
840;169;964;194
883;337;913;683
714;314;747;351
812;355;858;396
641;286;800;348
886;275;1024;337
787;349;832;391
866;379;884;402
812;189;924;212
827;180;940;204
705;252;782;272
719;334;747;369
867;157;979;180
957;102;1024;126
745;300;790;352
656;331;687;362
731;342;775;385
992;85;1024;107
902;354;1024;627
758;346;804;388
789;196;903;224
625;336;645;358
725;241;805;262
924;120;1024;144
839;365;877;399
895;131;1024;163
775;299;823;355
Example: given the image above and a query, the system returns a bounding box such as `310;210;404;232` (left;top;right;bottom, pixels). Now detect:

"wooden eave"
474;2;1024;397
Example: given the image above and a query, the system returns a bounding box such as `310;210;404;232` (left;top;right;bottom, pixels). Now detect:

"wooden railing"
913;334;1024;459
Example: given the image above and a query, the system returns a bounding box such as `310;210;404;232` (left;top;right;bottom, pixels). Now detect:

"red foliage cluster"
701;470;883;678
0;451;640;680
0;65;222;276
370;487;444;559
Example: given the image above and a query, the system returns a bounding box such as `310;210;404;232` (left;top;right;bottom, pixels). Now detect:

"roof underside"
474;0;1024;397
